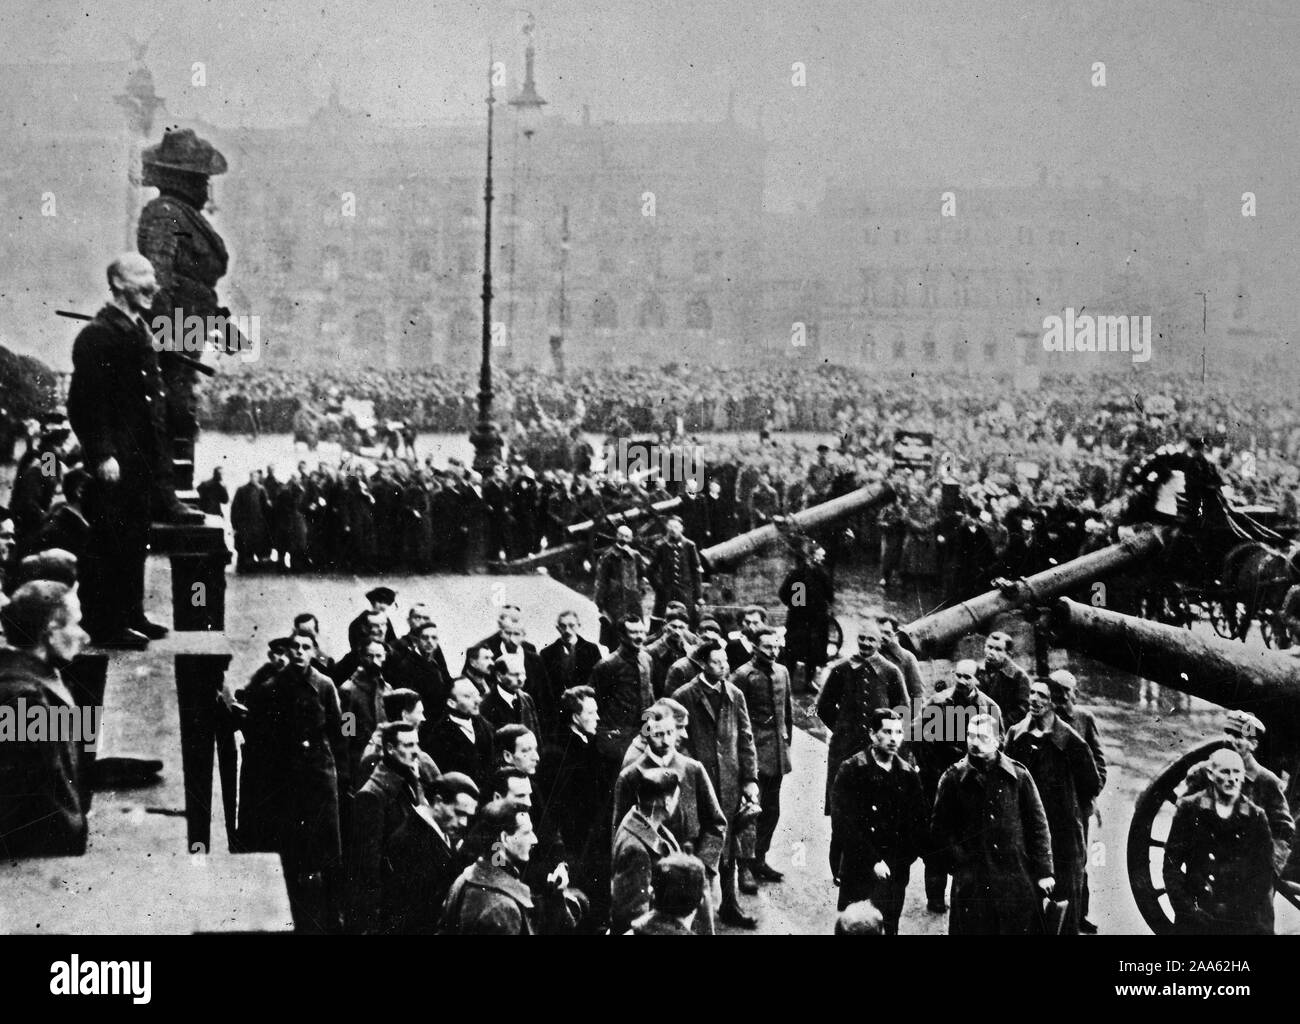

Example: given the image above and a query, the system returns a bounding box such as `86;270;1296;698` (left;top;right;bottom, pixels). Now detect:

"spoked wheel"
1128;741;1219;935
1129;739;1298;933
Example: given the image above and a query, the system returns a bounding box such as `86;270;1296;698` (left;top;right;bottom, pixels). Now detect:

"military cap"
1224;709;1265;738
366;586;397;604
142;127;228;176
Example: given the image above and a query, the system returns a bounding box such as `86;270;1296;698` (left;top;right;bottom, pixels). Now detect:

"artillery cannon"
1050;597;1300;934
494;482;894;576
898;526;1168;659
701;483;895;570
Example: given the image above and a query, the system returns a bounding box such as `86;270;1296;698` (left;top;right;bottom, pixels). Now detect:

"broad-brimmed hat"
142;127;228;176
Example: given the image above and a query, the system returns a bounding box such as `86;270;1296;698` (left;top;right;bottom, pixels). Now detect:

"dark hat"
268;636;294;653
817;444;831;453
142;127;228;176
1224;709;1265;738
366;586;397;604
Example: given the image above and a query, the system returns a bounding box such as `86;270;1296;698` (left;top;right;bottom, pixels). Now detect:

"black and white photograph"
0;0;1295;1001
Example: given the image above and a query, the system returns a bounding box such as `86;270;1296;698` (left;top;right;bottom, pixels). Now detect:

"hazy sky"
4;0;1298;214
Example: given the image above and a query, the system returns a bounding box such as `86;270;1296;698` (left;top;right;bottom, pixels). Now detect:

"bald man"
67;254;198;648
1163;748;1275;934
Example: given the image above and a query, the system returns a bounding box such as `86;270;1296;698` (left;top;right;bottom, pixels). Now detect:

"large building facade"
0;57;1281;378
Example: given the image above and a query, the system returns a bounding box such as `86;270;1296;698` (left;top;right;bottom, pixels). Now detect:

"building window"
922;279;938;308
891;275;907;307
1018;225;1033;245
921;333;937;360
952;334;968;363
959;274;972;307
410;247;431;273
984;336;998;362
685;295;713;330
892;334;906;361
638;293;666;329
693;251;710;275
599;255;616;275
592;293;619;330
862;333;877;362
894;229;906;245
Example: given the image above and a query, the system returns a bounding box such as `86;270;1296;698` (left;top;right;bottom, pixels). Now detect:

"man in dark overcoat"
67;254;188;646
0;582;90;859
816;620;907;813
728;627;793;884
242;631;348;933
1163;748;1275;935
931;713;1055;935
538;610;602;737
1005;678;1101;935
672;640;760;928
830;709;926;933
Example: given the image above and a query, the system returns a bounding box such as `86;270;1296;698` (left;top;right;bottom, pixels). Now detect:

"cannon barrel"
564;496;682;537
1051;597;1300;743
899;527;1167;659
701;484;895;570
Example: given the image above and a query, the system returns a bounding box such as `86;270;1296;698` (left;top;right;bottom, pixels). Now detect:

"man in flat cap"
1047;669;1107;932
138;126;242;474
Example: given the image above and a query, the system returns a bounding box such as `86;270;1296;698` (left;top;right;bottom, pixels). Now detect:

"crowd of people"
223;596;802;933
204;591;1294;935
189;362;1300;578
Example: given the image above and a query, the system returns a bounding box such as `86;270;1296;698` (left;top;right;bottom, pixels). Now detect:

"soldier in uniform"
137;127;239;479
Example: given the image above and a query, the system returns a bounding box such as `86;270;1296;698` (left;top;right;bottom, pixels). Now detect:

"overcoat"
930;753;1054;935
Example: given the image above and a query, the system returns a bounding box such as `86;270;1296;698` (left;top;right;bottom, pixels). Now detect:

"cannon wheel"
1128;739;1300;934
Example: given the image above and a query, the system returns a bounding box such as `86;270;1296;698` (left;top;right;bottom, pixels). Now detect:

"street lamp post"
470;56;503;473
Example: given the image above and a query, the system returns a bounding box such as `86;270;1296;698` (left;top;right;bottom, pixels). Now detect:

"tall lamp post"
470;55;503;473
